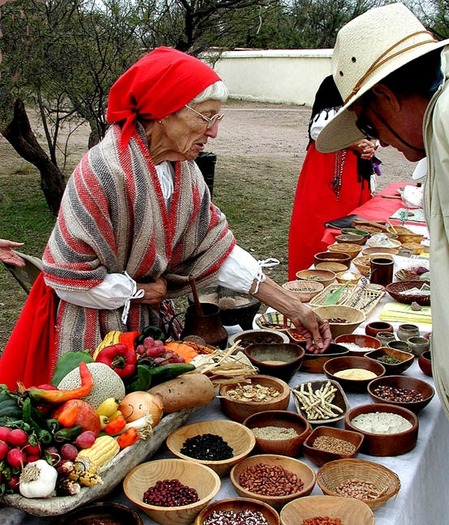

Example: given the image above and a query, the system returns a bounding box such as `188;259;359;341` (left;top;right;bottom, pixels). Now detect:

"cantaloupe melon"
57;362;126;408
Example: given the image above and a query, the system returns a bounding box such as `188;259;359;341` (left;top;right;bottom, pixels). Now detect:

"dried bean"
180;433;234;460
238;462;304;496
334;478;385;500
372;385;424;403
143;479;199;507
302;518;343;525
203;509;270;525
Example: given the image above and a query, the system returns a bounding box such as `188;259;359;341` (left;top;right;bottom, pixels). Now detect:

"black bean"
180;433;234;461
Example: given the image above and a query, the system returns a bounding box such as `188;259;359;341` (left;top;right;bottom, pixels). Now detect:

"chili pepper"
146;363;195;387
135;325;165;346
51;350;94;386
53;425;83;443
116;427;140;449
95;344;137;379
55;403;79;427
125;364;154;393
104;415;127;435
119;331;141;352
27;362;94;404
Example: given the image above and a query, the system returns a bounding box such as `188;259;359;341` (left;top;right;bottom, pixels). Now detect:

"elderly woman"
40;47;331;360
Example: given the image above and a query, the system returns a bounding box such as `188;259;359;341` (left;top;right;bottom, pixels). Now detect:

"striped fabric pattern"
43;123;235;355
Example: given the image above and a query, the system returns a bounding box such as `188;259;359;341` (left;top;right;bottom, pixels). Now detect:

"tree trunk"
1;99;65;216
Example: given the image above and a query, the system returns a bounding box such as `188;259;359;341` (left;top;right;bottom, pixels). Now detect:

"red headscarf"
106;46;221;148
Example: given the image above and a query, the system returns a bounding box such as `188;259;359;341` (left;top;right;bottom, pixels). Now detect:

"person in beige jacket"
315;3;449;418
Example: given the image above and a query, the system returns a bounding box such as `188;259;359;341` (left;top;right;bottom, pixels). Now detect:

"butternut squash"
147;373;216;413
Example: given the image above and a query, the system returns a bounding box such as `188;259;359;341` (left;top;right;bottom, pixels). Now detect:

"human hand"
0;240;25;267
352;138;377;160
135;277;167;308
288;308;332;354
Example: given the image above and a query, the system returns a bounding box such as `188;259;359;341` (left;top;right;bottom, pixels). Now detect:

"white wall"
206;49;333;106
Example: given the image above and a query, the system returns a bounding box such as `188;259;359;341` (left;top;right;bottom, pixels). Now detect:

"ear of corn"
76;435;120;473
92;331;122;359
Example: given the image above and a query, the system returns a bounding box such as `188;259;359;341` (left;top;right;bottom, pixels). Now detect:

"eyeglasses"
356;107;379;140
184;104;224;129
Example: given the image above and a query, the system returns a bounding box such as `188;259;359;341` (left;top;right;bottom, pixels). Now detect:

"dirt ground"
214;100;417;187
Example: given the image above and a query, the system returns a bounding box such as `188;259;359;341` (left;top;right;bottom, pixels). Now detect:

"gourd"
57;362;126;408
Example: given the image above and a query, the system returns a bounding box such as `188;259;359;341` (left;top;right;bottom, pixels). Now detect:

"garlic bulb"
19;459;58;498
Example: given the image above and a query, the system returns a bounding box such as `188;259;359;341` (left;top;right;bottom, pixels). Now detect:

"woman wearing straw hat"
0;47;332;390
315;3;449;418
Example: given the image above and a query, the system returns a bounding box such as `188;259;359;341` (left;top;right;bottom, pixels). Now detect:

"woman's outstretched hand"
0;240;25;268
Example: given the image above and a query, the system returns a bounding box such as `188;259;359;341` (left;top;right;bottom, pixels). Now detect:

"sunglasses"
185;104;224;129
355;106;379;140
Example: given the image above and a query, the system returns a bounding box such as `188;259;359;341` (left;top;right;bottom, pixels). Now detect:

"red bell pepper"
96;343;137;378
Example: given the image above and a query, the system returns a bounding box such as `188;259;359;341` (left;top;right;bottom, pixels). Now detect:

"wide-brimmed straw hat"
316;3;449;153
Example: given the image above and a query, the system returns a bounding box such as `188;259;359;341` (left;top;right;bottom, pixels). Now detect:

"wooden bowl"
123;459;221;525
230;454;316;510
316;458;401;510
345;403;419;456
243;409;312;457
303;426;364;467
296;269;336;288
334;334;381;355
280;495;374;525
228;329;289;348
335;270;362;285
166;420;256;477
323;356;386;393
315;261;348;273
367;375;435;413
56;502;143;525
328;243;362;260
195;497;280;525
313;251;351;269
292;379;349;426
335;233;366;245
365;347;414;375
243;343;305;383
312;305;366;338
281;280;324;302
255;312;294;331
301;343;350;374
362;246;398;256
365;321;394;338
418;350;432;377
386;280;430;306
218;375;291;423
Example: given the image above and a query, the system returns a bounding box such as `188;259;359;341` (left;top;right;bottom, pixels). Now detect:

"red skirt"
288;143;371;280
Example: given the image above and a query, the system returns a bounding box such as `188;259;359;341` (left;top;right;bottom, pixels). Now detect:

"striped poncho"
43;124;235;355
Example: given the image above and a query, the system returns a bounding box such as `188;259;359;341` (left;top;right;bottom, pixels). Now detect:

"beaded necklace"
332;149;347;199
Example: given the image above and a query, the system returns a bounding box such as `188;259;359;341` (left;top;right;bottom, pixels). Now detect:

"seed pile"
252;426;299;440
226;383;281;402
312;435;356;455
143;479;199;507
377;355;403;365
239;462;304;496
334;478;386;500
372;385;424;403
180;433;234;460
203;509;270;525
301;518;344;525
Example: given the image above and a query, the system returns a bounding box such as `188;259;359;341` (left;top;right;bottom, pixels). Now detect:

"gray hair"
190;81;229;103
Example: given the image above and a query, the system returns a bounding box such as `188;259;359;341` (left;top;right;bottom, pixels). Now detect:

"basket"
328;243;362;260
316;458;401;510
353;256;371;277
385;280;430;306
281;280;324;302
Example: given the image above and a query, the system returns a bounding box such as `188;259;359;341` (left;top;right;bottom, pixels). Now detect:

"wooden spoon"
189;276;204;317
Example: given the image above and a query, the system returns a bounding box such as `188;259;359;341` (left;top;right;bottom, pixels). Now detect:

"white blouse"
55;162;264;311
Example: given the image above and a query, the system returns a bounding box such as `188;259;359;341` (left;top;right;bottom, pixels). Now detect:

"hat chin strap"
344;31;437;104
